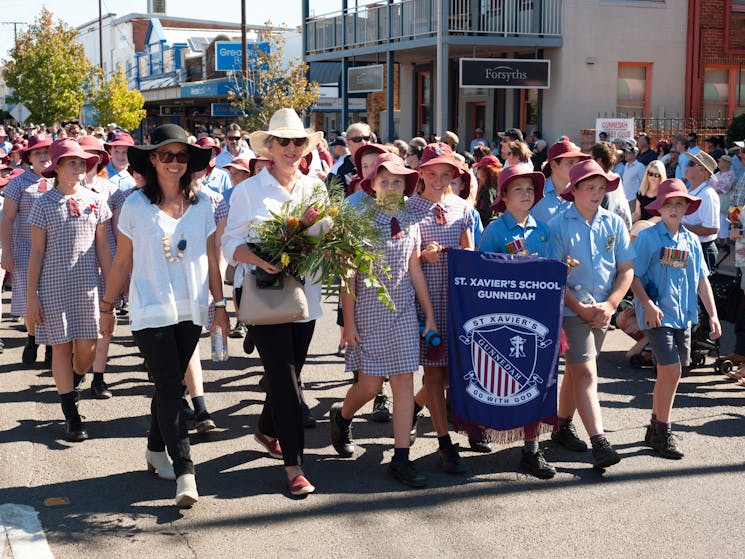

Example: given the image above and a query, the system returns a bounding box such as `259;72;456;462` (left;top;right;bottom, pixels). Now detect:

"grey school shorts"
562;315;608;364
645;326;691;366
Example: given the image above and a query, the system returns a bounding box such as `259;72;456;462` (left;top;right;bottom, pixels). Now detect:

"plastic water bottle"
211;326;228;362
419;324;441;347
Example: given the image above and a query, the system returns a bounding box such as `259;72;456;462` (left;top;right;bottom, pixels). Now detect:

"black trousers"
251;320;316;467
133;321;202;477
701;240;718;273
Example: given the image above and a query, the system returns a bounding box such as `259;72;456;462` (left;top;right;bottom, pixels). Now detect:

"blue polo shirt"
549;204;634;316
633;221;708;330
530;176;570;224
478;210;550;257
203;166;234;206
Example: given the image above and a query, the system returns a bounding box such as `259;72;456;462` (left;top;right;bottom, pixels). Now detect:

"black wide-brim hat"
128;124;212;175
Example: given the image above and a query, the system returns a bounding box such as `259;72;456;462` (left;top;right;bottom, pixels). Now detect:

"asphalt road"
1;291;744;559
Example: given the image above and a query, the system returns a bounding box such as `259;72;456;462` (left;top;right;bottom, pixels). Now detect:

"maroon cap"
472;154;502;169
454;169;472;200
644;178;701;216
248;157;272;176
560;159;620;201
0;168;24;187
21;133;53;164
491;166;546;213
104;131;135;149
353;143;388;176
223;156;252;174
195;136;220;155
78;135;110;168
360;153;419;197
41;138;99;178
417;143;462;177
10;143;23;155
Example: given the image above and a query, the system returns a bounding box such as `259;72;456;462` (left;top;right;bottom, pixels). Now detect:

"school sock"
437;434;453;450
336;410;352;430
558;416;572;428
191;395;207;416
650;413;657;428
523;440;539;454
59;391;78;417
655;420;672;433
73;373;86;390
92;372;104;384
27;334;36;345
392;447;410;463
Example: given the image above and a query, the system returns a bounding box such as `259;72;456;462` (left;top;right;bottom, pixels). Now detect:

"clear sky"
0;0;345;61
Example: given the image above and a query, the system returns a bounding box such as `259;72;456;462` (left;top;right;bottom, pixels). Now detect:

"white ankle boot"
145;449;176;481
175;474;198;508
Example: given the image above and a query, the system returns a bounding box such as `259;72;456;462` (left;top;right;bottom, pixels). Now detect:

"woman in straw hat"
26;139;113;443
222;108;324;496
99;124;229;508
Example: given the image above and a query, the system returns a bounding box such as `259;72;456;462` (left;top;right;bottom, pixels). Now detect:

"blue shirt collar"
502;210;537;231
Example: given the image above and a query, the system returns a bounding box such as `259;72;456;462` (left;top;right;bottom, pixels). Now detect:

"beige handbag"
238;271;309;325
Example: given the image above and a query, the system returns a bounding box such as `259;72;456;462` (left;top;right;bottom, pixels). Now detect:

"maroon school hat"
360;152;419;197
21;133;53;164
543;139;591;178
353;143;388;175
560;159;620;201
491;165;546;213
41;138;99;178
417;143;463;177
78;135;110;168
104;131;135;150
644;178;701;216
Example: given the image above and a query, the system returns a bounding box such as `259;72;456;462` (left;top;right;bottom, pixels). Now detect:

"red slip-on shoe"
288;474;315;496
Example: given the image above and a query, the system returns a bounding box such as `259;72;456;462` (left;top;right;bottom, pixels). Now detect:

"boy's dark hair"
590;141;617;172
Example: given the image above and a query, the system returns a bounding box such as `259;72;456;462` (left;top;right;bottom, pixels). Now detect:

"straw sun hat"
248;108;323;159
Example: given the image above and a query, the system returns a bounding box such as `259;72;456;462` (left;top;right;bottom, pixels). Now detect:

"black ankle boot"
60;392;87;442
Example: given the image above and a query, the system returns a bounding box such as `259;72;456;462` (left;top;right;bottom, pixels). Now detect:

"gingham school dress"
407;193;473;366
345;209;422;376
87;177;119;298
4;170;46;316
28;188;112;345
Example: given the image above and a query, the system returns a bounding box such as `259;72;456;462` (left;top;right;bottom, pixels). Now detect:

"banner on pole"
447;251;566;433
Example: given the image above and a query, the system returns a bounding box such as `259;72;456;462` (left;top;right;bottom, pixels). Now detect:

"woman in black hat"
99;124;229;508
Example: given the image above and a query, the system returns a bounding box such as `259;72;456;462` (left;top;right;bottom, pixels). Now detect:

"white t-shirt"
222;167;324;322
118;189;216;331
622;159;646;202
682;179;720;243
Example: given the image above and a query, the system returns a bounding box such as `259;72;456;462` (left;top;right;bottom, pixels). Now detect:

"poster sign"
595;118;634;142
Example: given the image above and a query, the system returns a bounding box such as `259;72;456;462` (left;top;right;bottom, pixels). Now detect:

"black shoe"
22;338;39;365
468;438;492;453
438;444;468;474
330;404;354;457
388;460;427;488
591;438;621;469
44;345;52;366
117;301;129;317
520;449;556;479
195;411;217;434
64;416;88;442
370;392;391;423
644;425;655;445
301;402;317;428
410;413;422;446
243;331;255;354
551;421;588;452
229;323;247;338
91;380;112;399
651;430;684;459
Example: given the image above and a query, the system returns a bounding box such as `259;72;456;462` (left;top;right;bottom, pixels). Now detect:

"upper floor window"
726;0;745;53
617;63;651;117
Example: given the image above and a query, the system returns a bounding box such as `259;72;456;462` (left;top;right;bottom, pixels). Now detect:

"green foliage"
228;23;320;131
3;8;95;124
726;114;745;147
89;68;147;130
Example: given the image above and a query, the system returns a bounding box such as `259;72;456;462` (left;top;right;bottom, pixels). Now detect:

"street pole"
98;0;104;74
241;0;247;77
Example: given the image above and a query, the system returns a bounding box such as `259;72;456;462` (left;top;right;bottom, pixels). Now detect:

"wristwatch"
100;300;116;313
214;299;227;308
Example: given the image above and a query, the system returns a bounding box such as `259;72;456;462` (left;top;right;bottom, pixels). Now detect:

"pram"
624;244;741;374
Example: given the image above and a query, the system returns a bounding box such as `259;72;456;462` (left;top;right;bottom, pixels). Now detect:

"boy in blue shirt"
549;160;634;470
631;179;721;459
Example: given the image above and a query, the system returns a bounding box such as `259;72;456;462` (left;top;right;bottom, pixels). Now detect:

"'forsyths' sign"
459;58;550;89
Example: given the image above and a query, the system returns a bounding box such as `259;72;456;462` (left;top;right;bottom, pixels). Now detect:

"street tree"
89;68;147;131
228;24;320;131
3;8;95;124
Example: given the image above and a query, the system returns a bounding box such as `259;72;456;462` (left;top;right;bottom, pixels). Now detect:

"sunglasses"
686;161;701;168
155;150;189;164
347;135;371;143
647;172;661;178
273;137;307;147
227;136;241;141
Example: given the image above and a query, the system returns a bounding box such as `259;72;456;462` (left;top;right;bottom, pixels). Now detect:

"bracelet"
214;299;227;308
100;300;116;313
100;310;114;315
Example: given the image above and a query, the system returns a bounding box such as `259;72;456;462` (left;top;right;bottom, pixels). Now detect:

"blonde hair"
637;160;666;197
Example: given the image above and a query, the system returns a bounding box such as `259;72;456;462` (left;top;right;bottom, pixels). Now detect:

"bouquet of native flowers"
252;183;395;311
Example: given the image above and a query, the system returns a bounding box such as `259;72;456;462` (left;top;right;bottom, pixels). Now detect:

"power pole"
0;21;28;44
98;0;104;73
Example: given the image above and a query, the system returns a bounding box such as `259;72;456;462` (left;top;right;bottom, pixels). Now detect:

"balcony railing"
305;0;562;55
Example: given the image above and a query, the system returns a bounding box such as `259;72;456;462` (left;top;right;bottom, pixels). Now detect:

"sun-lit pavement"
1;288;744;558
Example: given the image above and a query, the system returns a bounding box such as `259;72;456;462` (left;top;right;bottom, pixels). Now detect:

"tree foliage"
228;24;320;131
3;8;95;124
727;114;745;147
89;68;147;130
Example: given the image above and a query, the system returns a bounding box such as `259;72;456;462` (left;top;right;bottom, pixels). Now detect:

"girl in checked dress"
407;143;474;474
329;153;436;487
27;139;113;442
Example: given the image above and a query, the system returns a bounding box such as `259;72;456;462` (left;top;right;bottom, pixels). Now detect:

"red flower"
89;203;97;210
301;206;321;227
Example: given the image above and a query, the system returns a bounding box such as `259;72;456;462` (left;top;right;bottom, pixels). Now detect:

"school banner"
447;250;566;432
